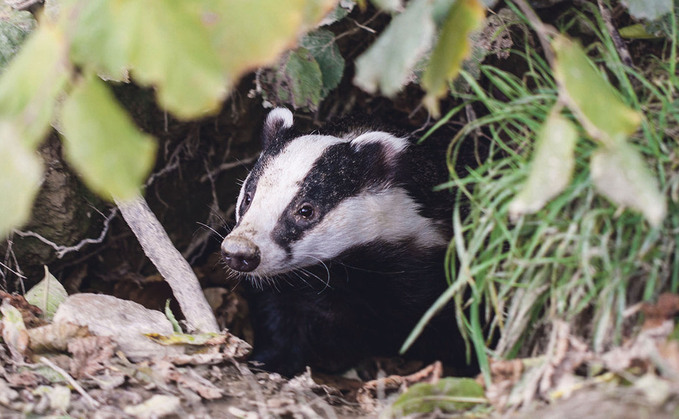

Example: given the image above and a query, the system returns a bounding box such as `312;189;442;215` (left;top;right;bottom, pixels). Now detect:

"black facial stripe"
271;141;397;251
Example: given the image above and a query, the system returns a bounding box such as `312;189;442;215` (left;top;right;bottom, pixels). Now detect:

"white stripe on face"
290;187;447;269
229;135;347;274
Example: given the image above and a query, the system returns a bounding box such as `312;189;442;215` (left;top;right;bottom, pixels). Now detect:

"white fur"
228;130;433;276
290;188;447;269
229;135;346;273
351;131;409;160
266;107;293;130
235;172;251;221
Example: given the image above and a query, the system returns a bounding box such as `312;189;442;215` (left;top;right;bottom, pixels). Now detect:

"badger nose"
221;236;261;272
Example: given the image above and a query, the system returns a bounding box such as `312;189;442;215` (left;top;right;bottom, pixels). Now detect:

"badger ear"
350;131;409;171
262;108;294;148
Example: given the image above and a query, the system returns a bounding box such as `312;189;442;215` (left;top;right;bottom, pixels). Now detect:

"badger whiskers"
217;107;471;377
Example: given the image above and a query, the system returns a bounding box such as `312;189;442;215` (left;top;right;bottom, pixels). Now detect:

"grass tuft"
410;4;679;379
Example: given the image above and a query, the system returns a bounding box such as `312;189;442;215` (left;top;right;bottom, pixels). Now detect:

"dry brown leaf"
480;359;524;407
657;340;679;373
0;291;45;328
641;293;679;330
167;368;223;400
68;336;115;378
5;370;41;388
27;322;90;353
1;300;30;362
357;361;443;412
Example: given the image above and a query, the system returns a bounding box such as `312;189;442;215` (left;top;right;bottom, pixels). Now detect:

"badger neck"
279;240;450;294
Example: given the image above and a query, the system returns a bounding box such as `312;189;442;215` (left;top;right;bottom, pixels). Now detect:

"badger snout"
221;236;261;272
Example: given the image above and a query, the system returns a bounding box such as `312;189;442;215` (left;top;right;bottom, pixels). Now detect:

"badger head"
221;108;447;279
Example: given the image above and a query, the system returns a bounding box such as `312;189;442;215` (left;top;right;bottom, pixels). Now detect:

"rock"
53;294;184;360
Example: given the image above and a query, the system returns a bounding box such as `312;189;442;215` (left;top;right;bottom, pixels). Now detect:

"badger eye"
297;204;314;219
240;192;253;212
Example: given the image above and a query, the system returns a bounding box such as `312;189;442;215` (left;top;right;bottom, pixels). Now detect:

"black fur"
247;241;475;377
232;110;475;377
271;141;395;251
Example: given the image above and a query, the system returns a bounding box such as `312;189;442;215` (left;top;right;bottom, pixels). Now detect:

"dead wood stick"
39;356;101;409
597;0;633;67
115;195;219;333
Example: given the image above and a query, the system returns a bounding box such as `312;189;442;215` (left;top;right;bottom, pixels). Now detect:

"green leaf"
354;0;435;96
388;378;486;417
422;0;485;116
127;0;226;119
165;300;182;333
319;1;355;26
621;0;673;20
370;0;402;12
25;266;68;322
203;0;335;83
145;331;223;346
0;299;28;361
0;123;42;238
0;23;69;148
643;4;679;38
0;4;36;71
60;74;157;201
300;29;345;96
552;35;641;147
263;48;324;110
590;142;666;227
619;23;664;39
283;49;324;110
67;0;133;81
509;110;578;218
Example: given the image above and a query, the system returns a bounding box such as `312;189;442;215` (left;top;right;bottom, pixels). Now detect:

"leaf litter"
0;281;679;417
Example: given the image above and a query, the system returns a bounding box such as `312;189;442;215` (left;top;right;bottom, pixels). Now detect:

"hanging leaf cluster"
354;0;486;116
0;0;335;238
509;35;666;227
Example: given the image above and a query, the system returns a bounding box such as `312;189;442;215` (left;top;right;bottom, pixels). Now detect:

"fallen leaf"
167;368;223;400
641;293;679;329
27;322;90;353
33;384;71;412
1;299;30;361
5;370;40;388
145;331;226;346
24;266;68;322
123;394;181;419
68;335;115;378
357;361;443;412
53;293;183;361
387;377;486;417
0;378;19;406
0;291;43;328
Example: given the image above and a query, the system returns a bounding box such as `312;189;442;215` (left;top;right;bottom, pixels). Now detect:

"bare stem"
115;195;219;333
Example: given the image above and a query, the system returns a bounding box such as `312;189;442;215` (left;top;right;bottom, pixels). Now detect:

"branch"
13;208;118;259
115;195;219;333
597;0;633;67
39;356;101;409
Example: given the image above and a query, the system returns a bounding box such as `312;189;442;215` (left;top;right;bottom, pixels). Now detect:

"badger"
221;108;472;377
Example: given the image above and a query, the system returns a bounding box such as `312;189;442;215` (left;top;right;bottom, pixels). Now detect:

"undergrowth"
437;4;679;380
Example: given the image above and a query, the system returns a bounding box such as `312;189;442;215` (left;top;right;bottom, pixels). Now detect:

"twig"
13;208;119;259
511;0;559;68
597;0;633;67
39;356;101;409
0;261;25;280
115;194;219;333
199;156;258;183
